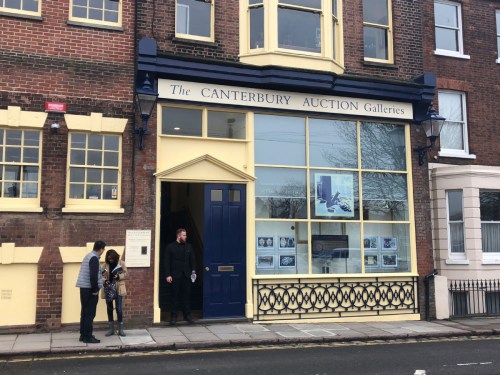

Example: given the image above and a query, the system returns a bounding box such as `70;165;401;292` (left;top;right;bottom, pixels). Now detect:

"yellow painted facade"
0;243;43;326
59;244;124;324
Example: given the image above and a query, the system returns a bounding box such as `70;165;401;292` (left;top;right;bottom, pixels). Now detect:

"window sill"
66;20;124;32
497;58;500;64
482;259;500;265
438;150;476;159
433;50;470;60
62;206;124;214
363;60;398;69
0;206;43;213
445;259;469;265
172;37;217;47
0;10;42;21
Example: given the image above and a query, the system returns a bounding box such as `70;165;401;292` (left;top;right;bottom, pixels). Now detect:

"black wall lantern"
414;104;446;166
134;74;159;150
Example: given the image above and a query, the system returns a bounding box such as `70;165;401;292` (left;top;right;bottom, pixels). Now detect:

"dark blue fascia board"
137;38;436;122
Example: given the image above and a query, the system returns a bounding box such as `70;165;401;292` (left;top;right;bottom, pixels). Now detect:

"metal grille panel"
253;277;419;320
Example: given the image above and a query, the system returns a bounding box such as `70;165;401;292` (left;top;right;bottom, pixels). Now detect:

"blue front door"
203;184;246;318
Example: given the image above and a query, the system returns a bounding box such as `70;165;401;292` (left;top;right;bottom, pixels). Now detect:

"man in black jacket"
165;228;197;325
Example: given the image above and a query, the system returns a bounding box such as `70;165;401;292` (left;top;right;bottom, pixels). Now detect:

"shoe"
105;322;115;337
170;312;177;326
118;322;126;336
83;336;100;344
184;314;194;325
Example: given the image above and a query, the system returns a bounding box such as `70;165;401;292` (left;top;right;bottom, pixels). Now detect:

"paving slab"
235;324;269;333
303;329;337;337
0;335;17;342
51;339;87;348
119;329;155;346
148;327;182;337
206;325;242;334
215;333;252;340
12;341;51;352
247;332;280;340
15;333;51;342
276;330;313;338
0;341;14;351
178;326;211;334
185;332;220;342
154;335;189;344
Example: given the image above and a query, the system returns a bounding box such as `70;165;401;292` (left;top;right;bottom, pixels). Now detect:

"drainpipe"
425;269;438;321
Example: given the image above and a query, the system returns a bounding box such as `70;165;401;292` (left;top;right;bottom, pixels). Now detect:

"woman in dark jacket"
101;249;128;336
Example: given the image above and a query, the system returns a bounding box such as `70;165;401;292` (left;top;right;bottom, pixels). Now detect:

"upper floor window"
0;129;41;200
70;0;121;27
0;0;40;16
363;0;393;63
63;112;126;213
434;1;469;59
496;10;500;63
67;133;120;203
176;0;214;42
242;0;343;74
438;91;470;157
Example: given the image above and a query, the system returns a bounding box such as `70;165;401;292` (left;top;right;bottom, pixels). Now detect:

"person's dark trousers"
172;275;192;320
106;296;123;322
80;288;98;339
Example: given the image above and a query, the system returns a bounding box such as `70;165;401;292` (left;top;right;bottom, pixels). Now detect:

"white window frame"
0;0;41;17
446;190;466;261
480;190;500;263
496;10;500;64
433;0;470;59
69;0;122;28
175;0;214;42
437;91;475;159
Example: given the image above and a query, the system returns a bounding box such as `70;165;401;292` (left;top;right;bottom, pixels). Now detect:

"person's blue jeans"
80;288;98;339
106;295;123;322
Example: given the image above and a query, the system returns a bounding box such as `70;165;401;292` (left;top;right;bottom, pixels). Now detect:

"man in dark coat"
165;228;197;324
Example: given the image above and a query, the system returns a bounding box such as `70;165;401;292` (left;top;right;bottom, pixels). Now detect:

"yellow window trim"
63;115;125;213
239;0;345;73
175;0;215;43
68;0;122;28
62;205;125;214
362;0;394;64
0;106;47;128
0;243;43;264
0;110;44;211
59;244;124;263
64;113;127;133
0;3;41;17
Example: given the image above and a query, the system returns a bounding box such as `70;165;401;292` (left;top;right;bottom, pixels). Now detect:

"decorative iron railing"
449;279;500;318
253;277;419;321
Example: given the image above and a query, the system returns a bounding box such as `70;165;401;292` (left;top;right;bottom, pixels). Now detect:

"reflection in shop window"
362;172;408;221
361;122;406;171
255;167;307;219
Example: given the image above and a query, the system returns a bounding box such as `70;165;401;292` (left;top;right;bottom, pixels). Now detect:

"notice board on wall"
125;230;151;267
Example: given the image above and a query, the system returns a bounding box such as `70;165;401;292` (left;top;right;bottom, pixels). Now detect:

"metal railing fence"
449;279;500;318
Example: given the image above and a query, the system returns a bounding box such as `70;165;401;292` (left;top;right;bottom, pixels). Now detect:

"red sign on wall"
45;102;67;113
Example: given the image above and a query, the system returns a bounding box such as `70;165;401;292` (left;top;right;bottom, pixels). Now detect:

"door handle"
205;266;210;271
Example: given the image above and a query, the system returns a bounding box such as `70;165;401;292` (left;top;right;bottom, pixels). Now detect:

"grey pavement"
1;318;500;358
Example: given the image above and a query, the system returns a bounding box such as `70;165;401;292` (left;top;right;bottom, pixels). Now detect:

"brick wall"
423;0;500;166
0;2;158;330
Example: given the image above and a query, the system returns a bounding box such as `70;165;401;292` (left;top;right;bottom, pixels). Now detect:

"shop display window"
254;114;412;275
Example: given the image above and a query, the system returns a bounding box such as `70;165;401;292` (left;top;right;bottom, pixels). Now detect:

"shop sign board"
159;79;413;120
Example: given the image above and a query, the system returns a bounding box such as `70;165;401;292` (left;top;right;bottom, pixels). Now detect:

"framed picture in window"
382;254;398;268
278;235;296;250
256;254;275;269
314;173;354;218
363;236;378;250
381;237;397;251
278;254;296;269
364;253;379;268
257;236;274;250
